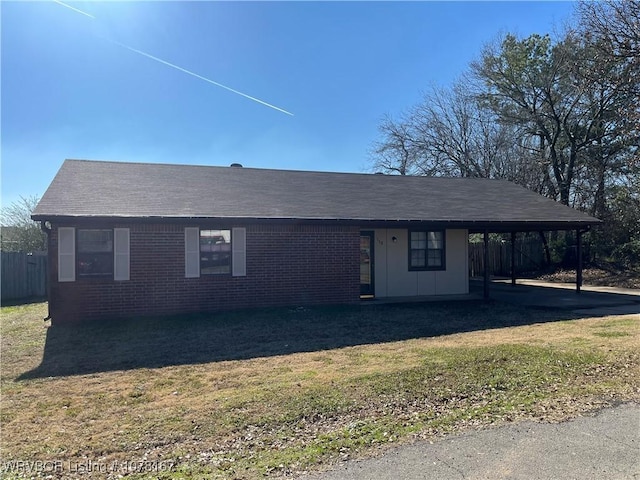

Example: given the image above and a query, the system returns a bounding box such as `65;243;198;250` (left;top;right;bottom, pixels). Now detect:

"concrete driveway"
472;279;640;316
306;403;640;480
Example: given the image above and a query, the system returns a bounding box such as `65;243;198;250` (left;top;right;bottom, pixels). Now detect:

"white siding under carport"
371;229;468;297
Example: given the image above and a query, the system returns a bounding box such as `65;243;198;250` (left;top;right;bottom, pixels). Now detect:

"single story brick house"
32;159;599;324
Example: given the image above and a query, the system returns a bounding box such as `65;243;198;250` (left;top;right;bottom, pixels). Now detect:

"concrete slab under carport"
471;278;640;315
361;292;482;305
360;279;639;316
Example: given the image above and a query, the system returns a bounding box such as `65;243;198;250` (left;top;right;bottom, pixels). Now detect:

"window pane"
78;229;113;253
411;232;427;249
78;252;114;276
411;249;426;267
77;229;113;276
200;229;231;274
427;231;443;249
409;231;444;270
428;249;443;267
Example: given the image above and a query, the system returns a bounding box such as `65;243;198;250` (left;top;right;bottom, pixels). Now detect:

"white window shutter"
232;227;246;277
58;227;75;282
114;228;130;281
185;227;200;278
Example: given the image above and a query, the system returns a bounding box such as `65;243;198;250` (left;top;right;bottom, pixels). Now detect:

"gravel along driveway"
306;403;640;480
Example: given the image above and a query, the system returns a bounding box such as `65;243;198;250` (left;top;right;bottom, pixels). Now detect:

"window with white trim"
77;229;113;277
409;230;445;271
200;229;231;274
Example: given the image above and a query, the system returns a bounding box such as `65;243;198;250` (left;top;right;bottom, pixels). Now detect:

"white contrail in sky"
50;0;294;115
52;0;95;19
107;39;294;116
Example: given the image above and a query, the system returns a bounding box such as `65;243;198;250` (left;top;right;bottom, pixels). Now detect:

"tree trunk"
539;231;551;266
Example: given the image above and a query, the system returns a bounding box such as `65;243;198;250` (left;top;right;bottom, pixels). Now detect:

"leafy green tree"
473;35;584;205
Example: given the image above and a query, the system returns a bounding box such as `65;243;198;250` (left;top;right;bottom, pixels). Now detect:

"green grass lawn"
1;302;638;479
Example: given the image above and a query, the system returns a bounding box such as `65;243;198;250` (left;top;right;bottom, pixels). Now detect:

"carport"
467;221;597;299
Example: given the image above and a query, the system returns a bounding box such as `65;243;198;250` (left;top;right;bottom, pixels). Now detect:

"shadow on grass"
1;296;48;307
18;300;588;380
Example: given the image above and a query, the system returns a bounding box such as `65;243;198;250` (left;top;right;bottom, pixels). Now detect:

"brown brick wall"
48;223;360;323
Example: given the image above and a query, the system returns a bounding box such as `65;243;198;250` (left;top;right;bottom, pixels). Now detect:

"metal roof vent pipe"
230;163;243;168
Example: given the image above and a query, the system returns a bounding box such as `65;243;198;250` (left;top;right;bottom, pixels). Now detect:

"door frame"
360;230;375;297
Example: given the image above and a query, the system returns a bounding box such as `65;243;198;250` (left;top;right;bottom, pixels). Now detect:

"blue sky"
1;1;575;207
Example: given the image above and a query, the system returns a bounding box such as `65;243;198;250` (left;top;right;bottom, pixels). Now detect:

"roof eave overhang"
31;214;601;232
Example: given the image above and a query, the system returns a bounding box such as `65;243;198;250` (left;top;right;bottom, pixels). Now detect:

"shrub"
612;240;640;269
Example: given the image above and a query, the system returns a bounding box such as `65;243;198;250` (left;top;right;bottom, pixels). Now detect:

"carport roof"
33;159;600;231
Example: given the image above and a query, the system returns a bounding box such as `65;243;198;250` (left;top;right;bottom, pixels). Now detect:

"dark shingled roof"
32;159;599;231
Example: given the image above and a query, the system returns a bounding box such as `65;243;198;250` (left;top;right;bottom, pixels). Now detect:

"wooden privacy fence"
469;238;544;277
1;252;47;302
